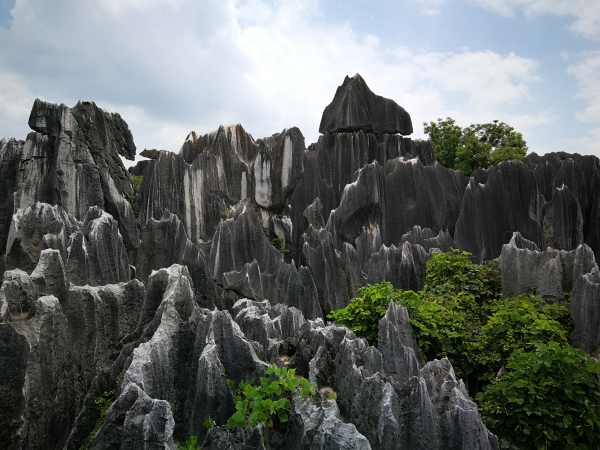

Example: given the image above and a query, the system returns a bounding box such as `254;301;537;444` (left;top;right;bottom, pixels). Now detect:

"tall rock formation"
2;74;600;449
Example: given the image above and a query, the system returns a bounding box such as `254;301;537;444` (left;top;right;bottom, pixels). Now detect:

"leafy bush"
477;342;600;449
226;364;316;428
327;282;415;345
475;295;570;380
400;291;481;378
424;249;501;302
327;250;600;447
176;435;201;450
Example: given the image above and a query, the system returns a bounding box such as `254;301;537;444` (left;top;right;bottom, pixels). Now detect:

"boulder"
0;269;38;321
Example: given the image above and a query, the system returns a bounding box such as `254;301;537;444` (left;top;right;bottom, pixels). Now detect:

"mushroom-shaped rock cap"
319;74;413;136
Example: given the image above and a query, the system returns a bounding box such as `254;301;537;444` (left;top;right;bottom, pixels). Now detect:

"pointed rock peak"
319;74;413;136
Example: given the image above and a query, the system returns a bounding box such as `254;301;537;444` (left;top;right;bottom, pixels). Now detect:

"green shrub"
176;435;201;450
477;342;600;449
424;249;501;302
270;237;289;254
327;250;600;447
327;282;415;345
399;291;482;378
475;295;570;380
226;364;316;428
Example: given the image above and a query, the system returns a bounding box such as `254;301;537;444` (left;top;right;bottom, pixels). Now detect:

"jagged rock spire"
319;73;413;135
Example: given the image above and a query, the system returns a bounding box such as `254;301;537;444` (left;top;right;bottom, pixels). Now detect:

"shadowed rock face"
3;75;600;449
319;74;413;135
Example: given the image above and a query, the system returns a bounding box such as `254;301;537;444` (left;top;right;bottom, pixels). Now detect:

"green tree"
423;118;528;174
423;117;462;168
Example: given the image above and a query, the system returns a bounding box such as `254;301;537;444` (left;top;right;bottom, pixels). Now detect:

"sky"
0;0;599;166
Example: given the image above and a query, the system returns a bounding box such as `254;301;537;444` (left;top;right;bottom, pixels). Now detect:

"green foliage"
424;249;501;302
270;237;289;254
423;118;528;174
327;249;599;447
203;417;215;430
423;117;462;169
80;387;117;450
131;175;143;228
226;364;316;429
400;291;481;378
176;435;202;450
475;295;570;380
477;342;600;449
327;282;415;345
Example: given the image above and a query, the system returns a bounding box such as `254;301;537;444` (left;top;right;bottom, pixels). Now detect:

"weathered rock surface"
0;269;38;321
0;138;24;260
5;202;79;272
569;270;600;354
319;74;413;135
136;210;215;309
65;206;131;286
4;99;140;252
499;232;598;301
7;74;600;449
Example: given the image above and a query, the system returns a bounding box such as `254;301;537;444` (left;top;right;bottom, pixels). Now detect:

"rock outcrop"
3;74;600;449
319;74;413;135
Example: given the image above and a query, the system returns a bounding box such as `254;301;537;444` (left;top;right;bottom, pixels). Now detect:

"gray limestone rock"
0;269;38;321
400;225;455;253
319;74;412;135
499;232;598;300
0;138;24;258
541;184;584;251
19;99;139;251
286;397;372;449
301;224;349;315
378;302;422;386
136;210;215;308
209;200;321;317
365;241;431;292
455;160;544;263
0;296;75;449
5;202;80;272
570;270;600;354
66;206;130;286
30;248;67;302
326;158;466;252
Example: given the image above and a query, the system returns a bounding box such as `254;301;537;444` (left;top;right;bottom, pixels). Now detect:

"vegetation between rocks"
226;364;316;429
328;250;600;449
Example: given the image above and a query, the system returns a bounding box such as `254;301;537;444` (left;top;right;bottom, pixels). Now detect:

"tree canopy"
423;117;528;175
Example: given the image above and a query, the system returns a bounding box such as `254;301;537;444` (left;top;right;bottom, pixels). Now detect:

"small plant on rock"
270;237;289;254
226;364;316;428
176;435;201;450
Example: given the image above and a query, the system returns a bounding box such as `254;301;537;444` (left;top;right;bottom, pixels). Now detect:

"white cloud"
0;0;549;156
469;0;600;41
